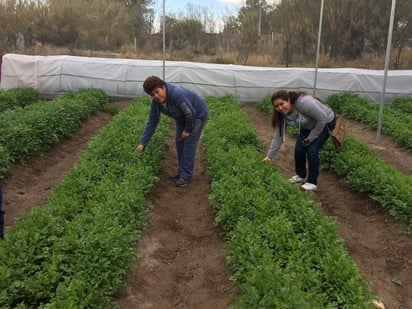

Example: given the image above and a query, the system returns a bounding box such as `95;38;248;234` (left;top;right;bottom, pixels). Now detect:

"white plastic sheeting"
1;53;411;103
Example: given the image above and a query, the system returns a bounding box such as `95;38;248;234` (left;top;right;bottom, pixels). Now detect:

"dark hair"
143;76;166;95
269;90;308;131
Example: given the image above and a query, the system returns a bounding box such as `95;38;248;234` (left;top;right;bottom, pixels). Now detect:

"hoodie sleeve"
267;123;285;159
140;101;161;146
178;98;197;133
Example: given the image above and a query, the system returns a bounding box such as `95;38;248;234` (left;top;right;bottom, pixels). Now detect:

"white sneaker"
288;175;305;183
301;182;318;191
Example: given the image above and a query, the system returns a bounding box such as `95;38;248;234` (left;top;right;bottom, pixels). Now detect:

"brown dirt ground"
2;100;412;308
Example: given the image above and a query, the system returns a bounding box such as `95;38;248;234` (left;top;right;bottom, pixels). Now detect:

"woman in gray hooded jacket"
262;90;336;191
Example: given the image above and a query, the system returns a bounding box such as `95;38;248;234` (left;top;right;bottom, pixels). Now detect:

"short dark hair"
143;76;165;95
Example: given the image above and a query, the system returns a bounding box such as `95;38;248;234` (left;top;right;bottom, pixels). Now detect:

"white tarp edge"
1;53;411;103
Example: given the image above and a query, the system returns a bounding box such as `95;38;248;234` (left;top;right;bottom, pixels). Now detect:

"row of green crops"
0;87;40;113
390;96;412;114
203;96;374;308
0;88;109;181
257;95;412;225
320;137;412;224
0;97;170;308
327;93;412;150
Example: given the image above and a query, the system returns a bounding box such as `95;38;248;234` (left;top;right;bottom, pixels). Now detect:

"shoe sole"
175;178;189;187
289;179;305;184
301;185;317;191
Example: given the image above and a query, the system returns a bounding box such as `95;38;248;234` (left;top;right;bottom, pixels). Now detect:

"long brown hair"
270;90;308;132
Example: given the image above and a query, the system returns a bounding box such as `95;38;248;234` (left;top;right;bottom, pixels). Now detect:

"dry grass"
21;43;412;70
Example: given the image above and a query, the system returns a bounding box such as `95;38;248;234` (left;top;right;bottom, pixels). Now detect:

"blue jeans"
294;118;336;185
175;119;207;181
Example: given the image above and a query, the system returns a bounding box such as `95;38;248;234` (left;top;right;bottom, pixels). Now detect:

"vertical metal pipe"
376;0;396;144
313;0;324;97
162;0;166;80
258;1;262;37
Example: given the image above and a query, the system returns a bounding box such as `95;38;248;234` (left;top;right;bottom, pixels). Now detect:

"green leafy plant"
327;93;412;150
0;87;40;113
204;95;374;308
0;88;109;181
0;95;170;308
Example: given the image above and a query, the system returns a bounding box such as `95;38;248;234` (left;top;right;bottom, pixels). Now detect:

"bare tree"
237;0;261;64
112;0;154;47
393;0;412;69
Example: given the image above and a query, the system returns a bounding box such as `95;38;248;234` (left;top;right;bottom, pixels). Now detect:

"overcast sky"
151;0;279;32
152;0;279;14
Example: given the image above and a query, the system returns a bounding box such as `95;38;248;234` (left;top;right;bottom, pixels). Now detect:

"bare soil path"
2;100;412;308
114;132;239;308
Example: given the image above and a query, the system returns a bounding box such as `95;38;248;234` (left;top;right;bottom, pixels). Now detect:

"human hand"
261;156;272;163
179;131;190;141
302;139;311;147
136;144;144;152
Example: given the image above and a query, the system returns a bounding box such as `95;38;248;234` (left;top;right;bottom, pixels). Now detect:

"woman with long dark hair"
262;90;336;191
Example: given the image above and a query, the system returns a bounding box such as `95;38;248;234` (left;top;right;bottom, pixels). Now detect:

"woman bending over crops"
136;76;208;187
262;90;336;191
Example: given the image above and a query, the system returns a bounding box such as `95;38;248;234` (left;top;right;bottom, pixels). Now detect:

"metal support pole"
313;0;324;97
162;0;166;80
375;0;396;144
258;2;262;37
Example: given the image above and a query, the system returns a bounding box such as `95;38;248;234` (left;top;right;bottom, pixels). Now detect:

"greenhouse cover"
1;53;411;103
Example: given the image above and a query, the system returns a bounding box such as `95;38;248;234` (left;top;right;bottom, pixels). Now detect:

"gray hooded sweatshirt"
266;95;334;159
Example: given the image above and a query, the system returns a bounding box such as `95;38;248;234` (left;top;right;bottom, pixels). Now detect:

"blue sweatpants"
175;119;207;181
